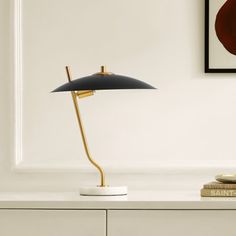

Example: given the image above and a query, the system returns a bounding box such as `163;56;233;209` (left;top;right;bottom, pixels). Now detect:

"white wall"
1;0;236;191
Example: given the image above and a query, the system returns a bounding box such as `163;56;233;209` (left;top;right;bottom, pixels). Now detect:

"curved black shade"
53;73;155;92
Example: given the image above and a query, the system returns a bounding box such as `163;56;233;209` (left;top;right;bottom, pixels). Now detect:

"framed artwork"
205;0;236;72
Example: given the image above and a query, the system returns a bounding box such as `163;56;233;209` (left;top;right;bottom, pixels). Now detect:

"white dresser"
0;191;235;236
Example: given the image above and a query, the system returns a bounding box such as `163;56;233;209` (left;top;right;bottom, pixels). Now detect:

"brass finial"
96;65;112;75
101;65;106;73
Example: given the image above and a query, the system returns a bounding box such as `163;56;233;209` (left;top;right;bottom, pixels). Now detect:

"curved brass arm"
65;66;106;187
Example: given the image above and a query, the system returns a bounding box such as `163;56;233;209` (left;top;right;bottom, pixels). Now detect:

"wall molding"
13;159;236;175
14;0;23;167
12;0;236;174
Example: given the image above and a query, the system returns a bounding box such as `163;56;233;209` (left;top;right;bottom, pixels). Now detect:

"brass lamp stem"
65;66;106;187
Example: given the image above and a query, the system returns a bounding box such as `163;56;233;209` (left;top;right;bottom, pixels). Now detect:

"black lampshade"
53;72;155;92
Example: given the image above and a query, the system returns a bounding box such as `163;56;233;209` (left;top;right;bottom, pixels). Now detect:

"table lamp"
53;66;155;196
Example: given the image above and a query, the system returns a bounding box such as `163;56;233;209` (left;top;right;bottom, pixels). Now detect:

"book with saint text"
201;188;236;197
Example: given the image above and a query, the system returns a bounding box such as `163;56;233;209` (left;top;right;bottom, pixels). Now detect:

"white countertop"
0;191;235;209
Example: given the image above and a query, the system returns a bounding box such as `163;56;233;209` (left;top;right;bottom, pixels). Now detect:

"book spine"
203;184;236;189
201;189;236;197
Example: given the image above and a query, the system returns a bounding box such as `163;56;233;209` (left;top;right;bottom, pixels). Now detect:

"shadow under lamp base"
79;186;128;196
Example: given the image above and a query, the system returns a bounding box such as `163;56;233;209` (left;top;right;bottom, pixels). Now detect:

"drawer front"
108;210;236;236
0;210;106;236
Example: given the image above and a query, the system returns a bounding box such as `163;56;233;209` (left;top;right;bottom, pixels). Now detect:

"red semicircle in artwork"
215;0;236;55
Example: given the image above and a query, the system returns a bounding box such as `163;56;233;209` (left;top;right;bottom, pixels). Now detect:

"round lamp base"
79;186;128;196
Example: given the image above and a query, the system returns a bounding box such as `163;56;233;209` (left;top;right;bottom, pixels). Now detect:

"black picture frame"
205;0;236;73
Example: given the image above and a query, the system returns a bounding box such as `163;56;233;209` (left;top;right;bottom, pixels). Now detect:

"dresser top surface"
0;190;235;209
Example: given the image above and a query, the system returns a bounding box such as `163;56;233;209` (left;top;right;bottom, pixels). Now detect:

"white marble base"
79;186;128;196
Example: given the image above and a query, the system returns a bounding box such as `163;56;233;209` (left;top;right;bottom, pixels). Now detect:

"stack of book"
201;181;236;197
